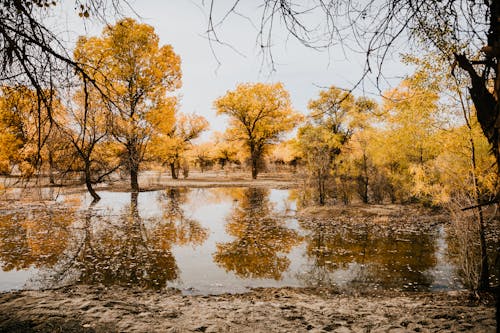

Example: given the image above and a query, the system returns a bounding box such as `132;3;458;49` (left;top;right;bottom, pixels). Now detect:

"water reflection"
0;187;471;293
156;189;208;246
0;206;74;271
63;193;178;289
299;219;438;291
0;189;208;290
213;188;301;279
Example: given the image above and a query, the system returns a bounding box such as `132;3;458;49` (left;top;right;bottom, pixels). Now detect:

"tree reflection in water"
0;206;74;271
299;219;438;291
0;190;208;290
214;188;302;280
68;192;178;289
155;188;208;247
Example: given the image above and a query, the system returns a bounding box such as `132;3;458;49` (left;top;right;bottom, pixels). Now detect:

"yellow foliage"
215;82;302;177
0;86;70;176
215;82;302;146
148;113;209;166
74;18;182;187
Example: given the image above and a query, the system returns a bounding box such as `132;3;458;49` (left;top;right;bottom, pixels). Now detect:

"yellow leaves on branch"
74;18;182;139
148;113;209;165
74;18;182;187
0;86;70;175
215;82;302;146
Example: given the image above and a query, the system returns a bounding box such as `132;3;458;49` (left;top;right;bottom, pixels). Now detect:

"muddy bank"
298;204;446;223
0;171;301;201
0;286;495;333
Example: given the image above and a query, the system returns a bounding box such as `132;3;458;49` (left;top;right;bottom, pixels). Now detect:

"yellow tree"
295;125;341;205
0;86;70;180
214;82;302;179
190;142;215;173
211;131;240;170
308;86;355;138
298;86;377;204
382;80;441;166
401;54;497;291
149;113;209;179
0;89;24;174
75;18;182;191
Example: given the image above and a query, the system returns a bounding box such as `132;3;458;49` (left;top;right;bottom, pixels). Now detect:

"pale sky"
54;1;410;140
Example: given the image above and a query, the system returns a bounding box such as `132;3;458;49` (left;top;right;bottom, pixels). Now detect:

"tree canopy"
214;82;302;179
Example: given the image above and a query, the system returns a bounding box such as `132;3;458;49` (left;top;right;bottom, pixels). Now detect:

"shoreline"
0;285;495;333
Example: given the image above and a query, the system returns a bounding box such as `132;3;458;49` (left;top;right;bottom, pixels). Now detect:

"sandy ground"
131;170;303;191
0;286;496;333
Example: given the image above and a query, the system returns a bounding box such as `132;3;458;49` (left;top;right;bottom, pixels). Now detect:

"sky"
54;1;412;141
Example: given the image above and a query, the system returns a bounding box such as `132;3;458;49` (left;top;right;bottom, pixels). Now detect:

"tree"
75;18;182;191
297;86;376;205
62;79;120;201
190;142;215;173
402;54;498;291
211;132;240;170
0;85;70;180
295;125;339;205
0;88;25;174
149;113;209;179
214;82;302;179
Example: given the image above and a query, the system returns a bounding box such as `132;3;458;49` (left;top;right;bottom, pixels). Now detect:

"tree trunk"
251;156;258;179
170;162;178;179
48;151;55;185
84;163;100;202
362;152;369;203
250;143;259;179
130;164;139;192
318;171;325;205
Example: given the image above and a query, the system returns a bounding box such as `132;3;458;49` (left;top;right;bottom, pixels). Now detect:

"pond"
0;187;463;294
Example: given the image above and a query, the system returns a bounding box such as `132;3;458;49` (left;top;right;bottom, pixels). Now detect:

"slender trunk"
470;136;490;291
318;170;325;205
252;154;259;179
361;151;369;203
48;150;55;185
130;164;139;192
170;162;178;179
84;163;100;202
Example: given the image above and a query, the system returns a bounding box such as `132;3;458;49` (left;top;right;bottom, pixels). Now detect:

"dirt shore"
0;286;496;333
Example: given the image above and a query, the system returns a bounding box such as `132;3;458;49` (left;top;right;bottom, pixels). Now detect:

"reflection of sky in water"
0;187;466;294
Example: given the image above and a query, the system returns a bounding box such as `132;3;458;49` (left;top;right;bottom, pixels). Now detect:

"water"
0;187;463;294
